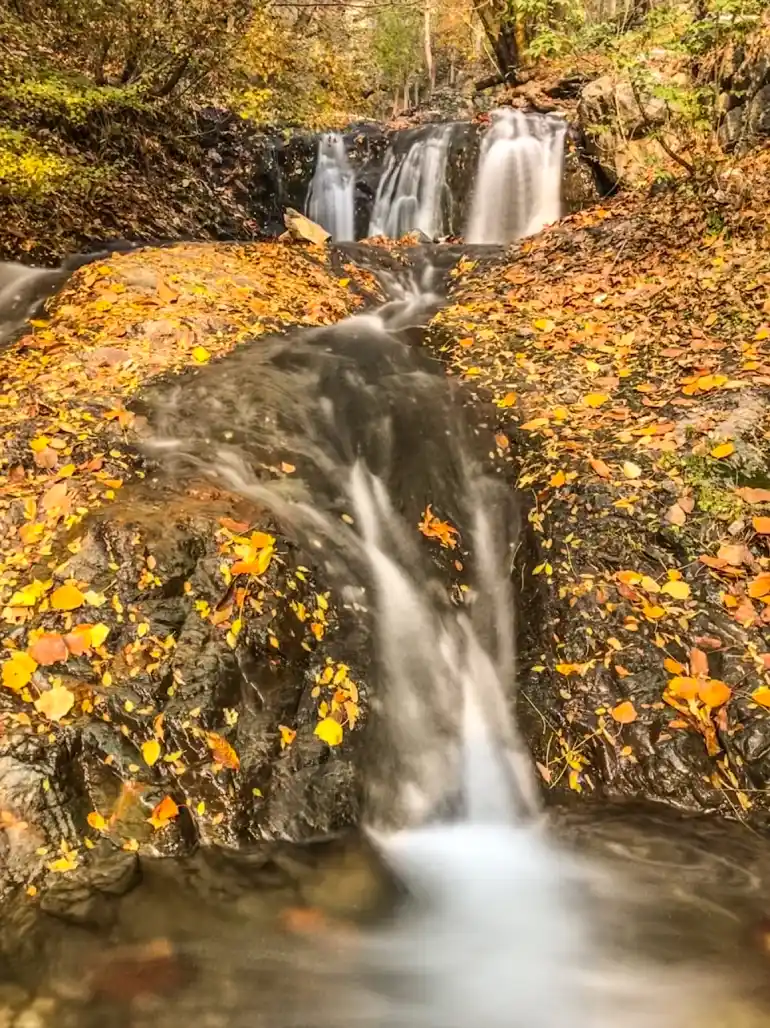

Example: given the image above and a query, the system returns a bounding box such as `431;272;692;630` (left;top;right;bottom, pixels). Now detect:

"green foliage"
0;128;107;198
372;6;423;90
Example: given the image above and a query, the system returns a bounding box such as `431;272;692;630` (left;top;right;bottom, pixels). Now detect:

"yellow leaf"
752;686;770;708
497;392;517;408
549;470;566;488
51;584;84;611
2;651;38;691
90;623;110;647
34;685;75;722
87;811;108;831
642;604;666;619
622;461;642;479
8;580;50;607
639;576;660;593
711;441;735;459
206;731;240;769
533;318;555;332
314;717;344;746
142;739;161;766
661;580;691;600
583;393;609;408
278;724;296;748
192;346;211;363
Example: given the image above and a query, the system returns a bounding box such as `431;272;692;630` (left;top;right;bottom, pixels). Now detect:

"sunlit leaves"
314;717;343;746
418;505;459;549
147;795;180;830
51;584;85;611
34;684;75;721
2;651;37;691
710;441;735;459
610;701;637;724
142;739;161;766
206;732;240;769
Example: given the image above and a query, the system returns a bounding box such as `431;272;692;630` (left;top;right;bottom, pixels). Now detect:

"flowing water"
136;250;770;1028
466;109;567;244
368;124;455;241
306;133;356;242
305;109;567;245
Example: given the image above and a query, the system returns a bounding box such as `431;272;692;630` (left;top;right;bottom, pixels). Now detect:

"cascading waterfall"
466;109;567;245
368;124;455;241
306;132;356;242
141;252;710;1028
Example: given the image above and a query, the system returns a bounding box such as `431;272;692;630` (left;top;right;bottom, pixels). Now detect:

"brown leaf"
693;635;722;651
716;543;751;567
735;488;770;504
665;503;686;526
41;481;69;512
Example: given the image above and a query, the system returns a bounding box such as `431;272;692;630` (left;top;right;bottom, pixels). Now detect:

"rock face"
576;73;670;185
712;14;770;151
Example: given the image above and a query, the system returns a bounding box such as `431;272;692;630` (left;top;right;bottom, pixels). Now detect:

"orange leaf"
549;470;566;488
716;543;750;566
219;517;250;533
41;481;69;512
689;647;709;677
64;623;94;655
51;584;85;611
583;392;608;408
589;458;612;479
753;517;770;534
610;700;637;724
666;503;686;526
28;633;68;666
667;676;699;699
748;574;770;599
148;795;180;829
495;433;510;450
663;657;686;674
698;679;731;707
206;732;240;770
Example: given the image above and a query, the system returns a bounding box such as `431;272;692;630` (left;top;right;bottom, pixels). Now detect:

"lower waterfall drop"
306;132;356;242
368;124;455;241
466;109;567;245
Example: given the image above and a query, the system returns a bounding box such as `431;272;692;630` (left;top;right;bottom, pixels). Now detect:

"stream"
1;116;770;1028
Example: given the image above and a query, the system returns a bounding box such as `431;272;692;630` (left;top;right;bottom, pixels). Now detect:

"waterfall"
306;132;355;242
466;109;567;245
142;253;701;1028
368;124;454;241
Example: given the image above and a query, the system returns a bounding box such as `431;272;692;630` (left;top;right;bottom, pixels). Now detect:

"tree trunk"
423;1;435;91
472;0;520;82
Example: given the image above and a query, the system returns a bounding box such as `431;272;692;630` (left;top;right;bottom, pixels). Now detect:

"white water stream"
307;132;356;241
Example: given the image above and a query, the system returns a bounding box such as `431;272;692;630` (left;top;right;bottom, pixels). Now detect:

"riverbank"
431;142;770;823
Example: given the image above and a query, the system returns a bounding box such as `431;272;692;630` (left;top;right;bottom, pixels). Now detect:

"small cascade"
306;132;355;241
368;124;455;240
466;109;567;245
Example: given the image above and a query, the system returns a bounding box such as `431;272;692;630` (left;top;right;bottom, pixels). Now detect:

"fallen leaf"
622;461;642;480
28;633;68;665
192;346;210;363
148;795;180;830
2;651;38;691
206;732;240;769
736;488;770;504
142;739;161;766
583;392;609;408
666;503;687;526
87;812;108;831
752;686;770;708
41;480;69;512
278;724;296;749
314;717;344;746
611;700;637;724
753;517;770;534
749;574;770;598
667;676;699;699
664;657;686;674
51;584;85;611
661;580;691;600
698;679;732;707
711;441;735;459
589;458;612;478
716;543;751;566
690;647;709;677
34;684;75;721
549;469;566;488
